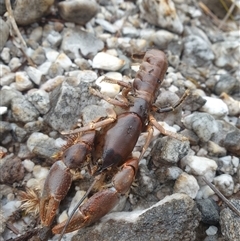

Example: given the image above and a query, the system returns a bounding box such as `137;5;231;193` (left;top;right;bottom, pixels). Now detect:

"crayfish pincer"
31;49;189;237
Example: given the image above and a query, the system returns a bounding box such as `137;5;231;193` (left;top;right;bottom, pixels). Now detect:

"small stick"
5;0;35;67
198;1;231;31
218;1;236;30
5;0;26;48
202;176;240;217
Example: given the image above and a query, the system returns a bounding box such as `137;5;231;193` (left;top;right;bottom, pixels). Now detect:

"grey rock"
0;19;9;51
0;121;11;143
14;71;34;91
27;132;58;159
58;0;98;25
27;89;50;114
12;0;54;25
220;199;240;241
0;47;11;63
183;112;219;142
60;28;104;59
29;26;43;43
182;36;214;67
182;91;207;111
180;129;199;145
203;235;219;241
8;57;21;71
223;129;240;156
95;18;118;33
10;123;28;142
80;105;109;125
43;80;99;132
30;46;46;65
0;73;15;86
11;97;40;123
0;64;10;77
74;58;91;70
48;62;64;78
139;0;183;34
26;66;43;85
0;0;7;15
46;30;62;48
149;136;190;166
0;87;22;107
212;41;240;68
154;90;185;126
17;143;34;159
211;120;237;146
24;118;44;133
72;193;201;241
214;72;238;95
136;164;155;197
196;198;220;225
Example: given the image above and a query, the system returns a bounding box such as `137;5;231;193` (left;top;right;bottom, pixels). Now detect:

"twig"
198;1;232;31
202;176;240;217
6;222;19;235
218;1;236;30
5;0;35;67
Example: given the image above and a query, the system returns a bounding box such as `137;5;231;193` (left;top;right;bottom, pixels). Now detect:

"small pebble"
173;172;199;198
32;165;49;180
96;72;122;97
92;52;125;71
26;66;43;85
213;174;234;197
14;71;34;91
0;19;9;51
58;0;98;25
183;112;219;142
200;96;228;118
180;156;217;184
0;107;7;115
55;52;73;71
22;159;35;173
9;57;21;71
206;226;218;236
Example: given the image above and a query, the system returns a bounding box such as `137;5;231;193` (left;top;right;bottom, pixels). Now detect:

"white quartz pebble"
173;172;199;198
96;72;122;97
200;96;228;118
55;52;72;71
22;159;35;172
14;71;34;91
92;52;125;71
26;66;43;85
180;156;217;184
206;226;218;236
213;174;234;197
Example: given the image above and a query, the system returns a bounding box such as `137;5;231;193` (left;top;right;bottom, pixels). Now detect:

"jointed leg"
138;125;154;160
149;114;188;141
152;89;190;113
61;108;117;135
90;87;130;108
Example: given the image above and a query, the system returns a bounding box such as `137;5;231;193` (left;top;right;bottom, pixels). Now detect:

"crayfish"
23;49;189;240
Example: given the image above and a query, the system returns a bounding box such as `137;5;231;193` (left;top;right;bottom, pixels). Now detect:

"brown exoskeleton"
35;49;189;238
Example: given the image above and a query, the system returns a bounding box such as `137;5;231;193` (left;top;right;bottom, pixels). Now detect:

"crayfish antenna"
57;176;100;241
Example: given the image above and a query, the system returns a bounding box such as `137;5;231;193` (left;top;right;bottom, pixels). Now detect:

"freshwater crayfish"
22;49;190;239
